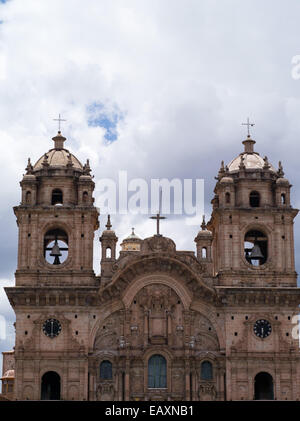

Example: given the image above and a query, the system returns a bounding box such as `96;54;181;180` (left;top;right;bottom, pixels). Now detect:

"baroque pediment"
99;253;216;305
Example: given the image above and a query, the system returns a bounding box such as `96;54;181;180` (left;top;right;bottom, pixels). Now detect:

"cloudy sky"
1;0;300;377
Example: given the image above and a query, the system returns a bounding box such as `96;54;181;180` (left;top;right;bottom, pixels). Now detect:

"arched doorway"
254;372;274;400
41;371;61;400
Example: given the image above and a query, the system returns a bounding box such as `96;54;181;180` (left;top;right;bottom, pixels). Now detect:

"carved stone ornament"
141;235;176;254
96;382;115;401
198;382;216;401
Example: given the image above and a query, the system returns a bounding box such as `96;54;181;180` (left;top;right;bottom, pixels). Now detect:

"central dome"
228;152;276;172
33;148;83;170
33;131;83;171
227;135;276;173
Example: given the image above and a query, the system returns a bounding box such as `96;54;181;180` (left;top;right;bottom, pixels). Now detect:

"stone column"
219;369;224;401
144;310;149;347
88;364;96;401
125;358;130;401
117;369;123;401
167;311;172;346
185;359;190;401
226;359;231;401
191;361;197;401
275;360;280;400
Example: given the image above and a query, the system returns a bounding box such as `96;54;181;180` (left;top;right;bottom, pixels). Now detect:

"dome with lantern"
121;228;142;251
33;131;83;171
195;216;212;240
227;135;276;173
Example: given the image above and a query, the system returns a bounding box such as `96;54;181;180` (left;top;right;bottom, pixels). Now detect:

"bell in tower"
49;239;62;265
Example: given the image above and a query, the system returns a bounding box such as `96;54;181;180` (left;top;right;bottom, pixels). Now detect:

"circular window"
44;229;68;265
244;230;267;266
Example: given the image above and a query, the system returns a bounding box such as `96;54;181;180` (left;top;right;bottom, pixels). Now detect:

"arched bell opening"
51;189;63;206
44;228;68;265
281;193;286;205
254;372;274;400
244;230;267;266
41;371;61;400
82;191;89;203
106;247;111;259
249;191;260;208
25;191;31;205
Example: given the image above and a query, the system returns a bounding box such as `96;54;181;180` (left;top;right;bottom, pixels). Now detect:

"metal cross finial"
150;212;166;236
53;113;66;132
242;117;255;137
149;187;166;236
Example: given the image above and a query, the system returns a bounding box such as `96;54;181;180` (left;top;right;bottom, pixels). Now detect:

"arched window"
106;247;111;259
249;191;260;207
25;191;31;204
82;191;89;203
44;228;68;265
225;192;230;204
201;361;213;380
244;230;267;266
41;371;61;400
148;354;167;388
281;193;286;204
100;360;112;380
202;247;207;259
254;372;274;400
52;189;63;205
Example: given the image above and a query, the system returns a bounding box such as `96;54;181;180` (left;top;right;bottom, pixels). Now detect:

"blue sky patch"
87;102;123;142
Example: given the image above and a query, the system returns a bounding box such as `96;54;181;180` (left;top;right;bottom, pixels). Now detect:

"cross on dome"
53;113;67;133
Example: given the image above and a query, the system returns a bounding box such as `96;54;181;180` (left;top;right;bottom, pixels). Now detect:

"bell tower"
208;134;298;287
5;130;100;400
15;131;99;287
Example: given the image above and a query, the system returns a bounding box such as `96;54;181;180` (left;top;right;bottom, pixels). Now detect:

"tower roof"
123;228;142;242
226;135;276;173
33;131;83;171
101;215;117;238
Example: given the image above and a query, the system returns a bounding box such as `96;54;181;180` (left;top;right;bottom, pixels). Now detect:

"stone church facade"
1;130;300;401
